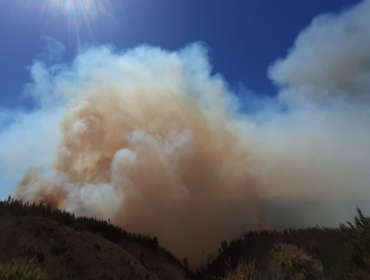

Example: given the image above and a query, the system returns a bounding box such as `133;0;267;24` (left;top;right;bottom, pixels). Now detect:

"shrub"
334;208;370;280
0;258;47;280
225;262;267;280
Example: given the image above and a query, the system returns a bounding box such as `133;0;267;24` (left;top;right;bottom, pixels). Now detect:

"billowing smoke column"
13;44;266;266
3;0;370;267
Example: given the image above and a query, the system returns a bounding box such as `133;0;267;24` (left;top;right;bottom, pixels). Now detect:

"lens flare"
48;0;118;44
2;0;120;48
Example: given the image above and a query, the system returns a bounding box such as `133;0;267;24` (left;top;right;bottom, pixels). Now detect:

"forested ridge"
1;197;369;280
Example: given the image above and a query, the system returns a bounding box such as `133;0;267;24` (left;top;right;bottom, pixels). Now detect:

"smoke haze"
1;0;370;267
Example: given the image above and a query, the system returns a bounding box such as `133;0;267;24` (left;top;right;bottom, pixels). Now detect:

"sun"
3;0;120;47
44;0;116;45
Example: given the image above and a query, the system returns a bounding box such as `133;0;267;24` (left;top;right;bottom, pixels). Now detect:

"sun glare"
50;0;108;20
5;0;120;47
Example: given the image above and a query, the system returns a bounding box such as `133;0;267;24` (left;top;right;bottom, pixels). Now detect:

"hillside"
0;198;191;280
204;208;370;280
206;227;348;278
1;198;370;280
0;215;159;280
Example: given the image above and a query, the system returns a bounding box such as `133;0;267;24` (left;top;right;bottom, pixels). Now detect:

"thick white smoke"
260;0;370;199
270;0;370;101
1;0;370;267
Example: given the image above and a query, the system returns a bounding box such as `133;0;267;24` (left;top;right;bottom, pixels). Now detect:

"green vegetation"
334;208;370;280
206;209;370;280
1;197;370;280
267;243;325;280
0;258;46;280
0;196;159;249
0;197;189;280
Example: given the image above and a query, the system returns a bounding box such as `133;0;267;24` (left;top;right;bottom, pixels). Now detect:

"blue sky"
1;0;370;239
0;0;368;201
0;0;361;111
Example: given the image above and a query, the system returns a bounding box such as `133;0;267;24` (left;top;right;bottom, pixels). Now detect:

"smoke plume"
10;43;267;266
2;0;370;267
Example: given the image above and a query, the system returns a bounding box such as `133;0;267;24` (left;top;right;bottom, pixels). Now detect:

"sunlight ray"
4;0;119;47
